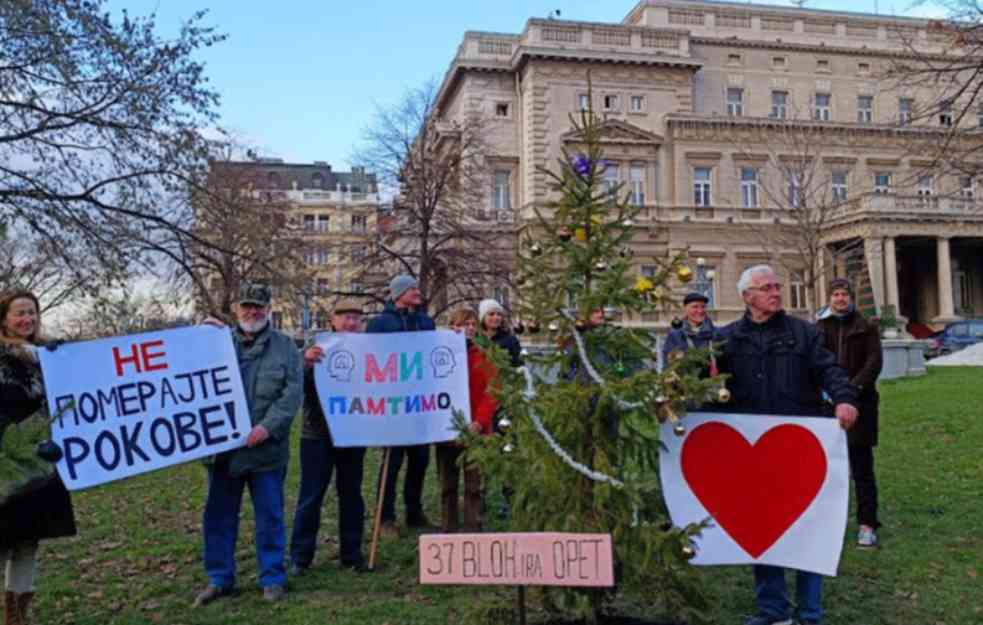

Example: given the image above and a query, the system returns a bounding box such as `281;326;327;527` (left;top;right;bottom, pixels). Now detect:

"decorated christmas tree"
465;85;726;623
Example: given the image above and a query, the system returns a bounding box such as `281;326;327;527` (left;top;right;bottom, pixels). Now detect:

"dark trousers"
289;438;366;567
377;444;430;524
848;444;880;529
435;444;482;532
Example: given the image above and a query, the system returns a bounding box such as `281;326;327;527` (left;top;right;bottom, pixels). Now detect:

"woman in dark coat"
0;291;77;623
478;298;523;368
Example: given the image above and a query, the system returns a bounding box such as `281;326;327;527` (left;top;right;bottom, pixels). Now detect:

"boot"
4;592;15;625
15;592;33;625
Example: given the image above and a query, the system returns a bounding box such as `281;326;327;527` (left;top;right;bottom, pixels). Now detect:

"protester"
0;291;77;625
366;275;436;537
435;309;498;533
816;278;884;549
289;299;369;574
661;291;719;375
195;284;303;606
478;298;523;367
718;265;858;625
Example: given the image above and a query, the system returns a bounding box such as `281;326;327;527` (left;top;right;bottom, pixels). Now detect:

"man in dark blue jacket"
662;291;719;373
366;274;436;536
717;265;858;625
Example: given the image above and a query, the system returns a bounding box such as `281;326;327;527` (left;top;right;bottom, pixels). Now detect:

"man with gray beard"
195;283;303;606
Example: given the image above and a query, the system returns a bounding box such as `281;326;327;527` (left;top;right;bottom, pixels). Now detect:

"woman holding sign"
0;291;77;625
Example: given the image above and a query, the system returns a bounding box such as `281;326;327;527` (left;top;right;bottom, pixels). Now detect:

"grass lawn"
32;367;982;624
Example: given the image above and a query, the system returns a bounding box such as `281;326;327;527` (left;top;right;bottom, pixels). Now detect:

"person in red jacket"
436;308;498;532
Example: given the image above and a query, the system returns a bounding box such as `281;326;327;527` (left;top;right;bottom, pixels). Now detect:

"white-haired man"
717;265;858;625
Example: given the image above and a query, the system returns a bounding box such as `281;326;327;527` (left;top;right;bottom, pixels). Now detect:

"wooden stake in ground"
368;447;392;570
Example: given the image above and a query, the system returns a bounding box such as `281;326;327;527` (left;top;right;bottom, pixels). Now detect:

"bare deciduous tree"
351;80;516;318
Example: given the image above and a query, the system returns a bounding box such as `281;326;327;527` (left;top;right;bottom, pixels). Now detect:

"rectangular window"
602;94;620;111
351;244;367;262
693;167;712;207
493;286;511;309
493;170;511;209
727;88;744;116
873;172;892;194
316;214;329;232
788;175;802;208
641;265;658;277
315;311;329;329
578;93;590;111
831;171;848;202
771;91;788;119
271;312;283;329
303;214;316;231
917;175;934;196
727;53;742;65
939;100;953;127
694;266;716;309
960;176;975;198
899;98;913;125
629;164;645;206
740;167;759;208
317;248;329;265
816;58;830;72
317;278;330;295
350;215;367;233
978;106;983;128
630;95;645;113
495;102;509;117
773;56;787;69
603;163;620;198
789;272;806;309
814;93;831;121
858;62;870;74
857;96;873;123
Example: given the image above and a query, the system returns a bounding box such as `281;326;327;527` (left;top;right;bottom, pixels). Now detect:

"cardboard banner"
659;412;849;576
419;533;614;587
39;326;250;490
312;330;470;447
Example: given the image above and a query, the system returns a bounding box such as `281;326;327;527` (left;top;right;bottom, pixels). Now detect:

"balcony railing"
857;194;982;215
254;189;379;205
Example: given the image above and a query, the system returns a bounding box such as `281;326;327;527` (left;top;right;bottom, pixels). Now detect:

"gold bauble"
676;265;694;284
668;349;685;363
717;387;732;403
634;276;654;294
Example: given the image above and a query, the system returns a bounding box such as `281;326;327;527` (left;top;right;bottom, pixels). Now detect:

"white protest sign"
39;326;250;490
659;412;848;576
312;330;469;447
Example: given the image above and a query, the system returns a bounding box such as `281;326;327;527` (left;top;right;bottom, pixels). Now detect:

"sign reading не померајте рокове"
312;329;469;447
38;326;250;490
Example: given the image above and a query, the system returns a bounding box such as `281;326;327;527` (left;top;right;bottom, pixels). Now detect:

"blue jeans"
290;437;366;567
377;445;430;523
753;565;823;623
203;465;287;589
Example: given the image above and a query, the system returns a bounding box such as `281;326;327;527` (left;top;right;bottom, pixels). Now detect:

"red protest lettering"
140;340;168;372
113;344;142;377
364;353;398;383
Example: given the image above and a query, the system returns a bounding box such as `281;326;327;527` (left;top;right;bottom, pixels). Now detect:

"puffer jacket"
365;301;435;334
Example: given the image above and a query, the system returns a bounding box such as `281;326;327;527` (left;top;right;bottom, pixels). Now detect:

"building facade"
435;0;983;328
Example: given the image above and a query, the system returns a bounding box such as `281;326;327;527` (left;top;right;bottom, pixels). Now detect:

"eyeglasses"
747;282;783;293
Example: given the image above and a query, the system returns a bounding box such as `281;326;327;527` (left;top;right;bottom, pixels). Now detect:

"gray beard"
238;318;268;334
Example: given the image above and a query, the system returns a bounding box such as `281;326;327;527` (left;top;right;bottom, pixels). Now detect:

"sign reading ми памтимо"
419;533;614;587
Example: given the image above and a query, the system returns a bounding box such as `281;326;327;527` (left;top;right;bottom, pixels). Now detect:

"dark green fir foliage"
464;82;724;623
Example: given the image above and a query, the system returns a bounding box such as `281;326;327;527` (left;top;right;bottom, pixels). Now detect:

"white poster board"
659;412;849;576
39;326;250;490
312;330;470;447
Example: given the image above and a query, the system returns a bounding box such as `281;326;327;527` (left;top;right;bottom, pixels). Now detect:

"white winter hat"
478;298;505;324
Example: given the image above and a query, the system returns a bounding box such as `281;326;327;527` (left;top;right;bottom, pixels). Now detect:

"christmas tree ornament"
614;362;627;377
547;321;559;332
665;371;681;386
594;260;607;272
503;443;515;454
498;418;512;431
520;348;529;357
668;349;685;363
558;226;573;242
621;218;634;228
681;545;696;560
530;242;543;257
619;247;633;258
514;322;526;335
706;269;716;280
696;257;706;267
527;321;541;334
717;387;732;403
653;286;665;299
574;319;587;332
574;215;602;241
516;274;527;287
655;395;669;404
670;317;683;330
633;276;654;294
676;265;694;283
672;422;687;437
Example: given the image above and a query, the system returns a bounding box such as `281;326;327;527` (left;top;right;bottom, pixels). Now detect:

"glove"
44;339;66;352
36;440;64;462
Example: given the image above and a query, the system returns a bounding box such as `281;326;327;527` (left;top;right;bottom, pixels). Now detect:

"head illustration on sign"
430;346;455;378
327;349;356;381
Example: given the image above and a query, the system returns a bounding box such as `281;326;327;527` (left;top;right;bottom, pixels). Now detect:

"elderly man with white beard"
195;283;303;607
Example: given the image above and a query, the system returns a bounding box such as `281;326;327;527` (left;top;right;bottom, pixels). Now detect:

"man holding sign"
717;265;857;625
195;284;303;606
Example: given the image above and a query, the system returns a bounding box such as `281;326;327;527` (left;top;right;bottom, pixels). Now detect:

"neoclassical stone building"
435;0;983;328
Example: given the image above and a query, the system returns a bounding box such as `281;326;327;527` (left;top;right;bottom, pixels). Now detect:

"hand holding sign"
246;425;270;448
835;403;858;430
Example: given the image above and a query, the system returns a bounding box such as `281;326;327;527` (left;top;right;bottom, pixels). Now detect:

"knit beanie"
389;274;418;301
478;298;505;324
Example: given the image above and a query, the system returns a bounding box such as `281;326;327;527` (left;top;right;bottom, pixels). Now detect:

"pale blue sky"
111;0;942;168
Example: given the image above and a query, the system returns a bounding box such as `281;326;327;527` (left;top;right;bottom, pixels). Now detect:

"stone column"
816;248;828;306
933;236;960;323
884;237;899;311
863;237;885;313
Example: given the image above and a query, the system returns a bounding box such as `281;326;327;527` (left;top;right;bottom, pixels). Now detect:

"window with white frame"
350;215;367;233
578;93;590;111
960;176;975;198
831;170;848;202
978;106;983;128
789;271;806;309
726;88;744;116
857;96;873;123
317;278;330;294
316;214;329;232
303;214;316;231
772;56;787;69
740;167;759;208
351;244;367;262
602;94;620;111
693;167;712;207
916;175;934;196
771;91;788;119
694;265;716;309
493;169;511;209
629;164;645;206
304;248;316;265
788;174;802;208
271;312;283;329
939;100;953;127
899;98;913;125
317;248;329;265
629;95;645;113
603;163;620;198
814;93;831;121
873;172;892;194
641;265;658;277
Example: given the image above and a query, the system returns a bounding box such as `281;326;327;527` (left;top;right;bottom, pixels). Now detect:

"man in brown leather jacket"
816;278;884;549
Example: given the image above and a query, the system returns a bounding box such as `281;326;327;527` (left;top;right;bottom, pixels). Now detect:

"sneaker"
380;521;400;539
193;585;234;607
288;562;308;577
857;525;878;548
262;585;286;602
744;616;793;625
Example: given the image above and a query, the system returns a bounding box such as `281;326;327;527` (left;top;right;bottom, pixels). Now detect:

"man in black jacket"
718;265;858;625
366;275;436;536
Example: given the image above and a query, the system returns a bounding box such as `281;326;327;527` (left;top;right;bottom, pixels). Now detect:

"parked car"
926;319;983;359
